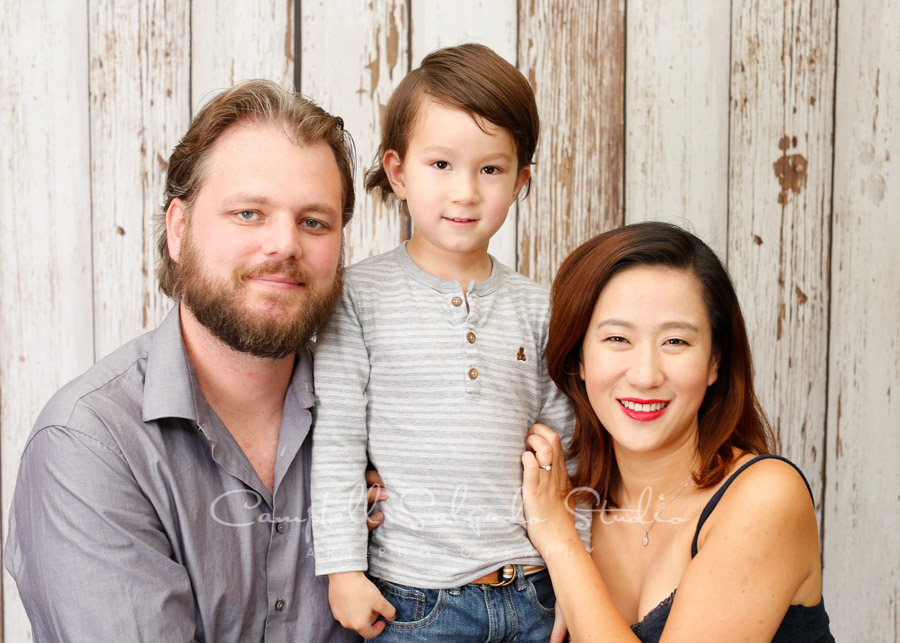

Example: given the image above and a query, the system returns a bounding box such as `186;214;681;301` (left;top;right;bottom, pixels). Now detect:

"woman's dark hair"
548;221;774;507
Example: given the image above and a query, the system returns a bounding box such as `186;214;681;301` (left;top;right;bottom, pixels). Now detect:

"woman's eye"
432;160;450;170
481;165;500;175
606;336;628;343
664;338;687;346
237;211;258;221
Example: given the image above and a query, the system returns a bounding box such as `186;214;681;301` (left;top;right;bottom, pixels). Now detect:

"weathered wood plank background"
1;1;897;640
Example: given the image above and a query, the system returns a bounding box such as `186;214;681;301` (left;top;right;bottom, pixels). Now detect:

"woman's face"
579;265;719;458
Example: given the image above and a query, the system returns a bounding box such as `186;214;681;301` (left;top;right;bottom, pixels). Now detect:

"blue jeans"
372;566;556;642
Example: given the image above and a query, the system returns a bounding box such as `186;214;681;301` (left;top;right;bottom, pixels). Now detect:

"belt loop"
515;564;527;591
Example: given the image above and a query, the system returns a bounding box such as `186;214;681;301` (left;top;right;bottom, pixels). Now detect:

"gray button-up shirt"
5;307;358;642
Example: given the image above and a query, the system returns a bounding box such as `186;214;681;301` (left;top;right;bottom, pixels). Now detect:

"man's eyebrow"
220;194;273;207
219;194;340;217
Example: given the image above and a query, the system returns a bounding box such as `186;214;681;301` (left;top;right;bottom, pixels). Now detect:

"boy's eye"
237;210;259;221
432;160;450;170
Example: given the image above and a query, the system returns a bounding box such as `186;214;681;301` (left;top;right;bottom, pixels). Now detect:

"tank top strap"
690;454;814;558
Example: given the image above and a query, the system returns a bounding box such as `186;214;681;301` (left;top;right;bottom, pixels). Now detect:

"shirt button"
468;368;479;380
275;599;286;612
275;522;285;533
466;331;476;343
451;296;463;307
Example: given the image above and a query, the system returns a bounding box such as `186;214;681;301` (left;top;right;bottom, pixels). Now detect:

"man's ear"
166;198;187;263
512;166;531;202
382;150;407;200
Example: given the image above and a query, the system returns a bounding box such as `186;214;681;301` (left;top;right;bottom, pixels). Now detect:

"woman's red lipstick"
618;398;669;421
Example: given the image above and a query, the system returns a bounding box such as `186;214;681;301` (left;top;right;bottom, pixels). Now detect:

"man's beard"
173;228;342;360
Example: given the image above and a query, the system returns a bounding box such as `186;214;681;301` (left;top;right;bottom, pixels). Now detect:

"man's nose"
261;214;302;259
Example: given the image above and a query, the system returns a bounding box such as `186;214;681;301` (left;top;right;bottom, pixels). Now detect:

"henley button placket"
275;599;286;612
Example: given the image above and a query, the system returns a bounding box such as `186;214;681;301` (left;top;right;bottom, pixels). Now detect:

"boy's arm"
310;278;374;572
536;314;593;549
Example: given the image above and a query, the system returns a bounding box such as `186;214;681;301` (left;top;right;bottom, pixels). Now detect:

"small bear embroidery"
517;346;527;362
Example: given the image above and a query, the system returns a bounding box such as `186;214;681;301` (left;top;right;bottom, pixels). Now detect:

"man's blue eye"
237;211;257;221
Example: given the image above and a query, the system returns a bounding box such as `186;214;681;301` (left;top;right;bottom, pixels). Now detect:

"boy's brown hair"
365;43;539;215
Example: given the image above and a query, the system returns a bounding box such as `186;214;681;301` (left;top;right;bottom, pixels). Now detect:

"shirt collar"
392;240;505;296
142;306;317;424
142;306;205;424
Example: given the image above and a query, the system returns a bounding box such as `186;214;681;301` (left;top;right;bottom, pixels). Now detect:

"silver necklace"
632;479;691;546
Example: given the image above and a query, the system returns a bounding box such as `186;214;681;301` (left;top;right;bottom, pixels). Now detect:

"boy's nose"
451;172;480;204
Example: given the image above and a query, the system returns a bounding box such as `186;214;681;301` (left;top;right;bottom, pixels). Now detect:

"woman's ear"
707;349;720;387
382;150;407;200
166;198;187;263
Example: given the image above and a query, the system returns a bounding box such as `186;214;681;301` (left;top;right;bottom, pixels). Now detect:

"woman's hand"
521;423;578;554
365;468;387;531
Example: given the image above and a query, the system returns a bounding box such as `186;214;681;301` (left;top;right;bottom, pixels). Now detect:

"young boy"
311;44;585;641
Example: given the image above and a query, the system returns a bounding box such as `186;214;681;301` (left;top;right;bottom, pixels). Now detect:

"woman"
522;222;833;642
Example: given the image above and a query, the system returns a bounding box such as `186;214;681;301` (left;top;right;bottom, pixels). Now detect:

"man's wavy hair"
548;222;774;508
155;79;355;298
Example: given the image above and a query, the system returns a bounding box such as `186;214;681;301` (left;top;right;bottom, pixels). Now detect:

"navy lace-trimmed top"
629;455;834;642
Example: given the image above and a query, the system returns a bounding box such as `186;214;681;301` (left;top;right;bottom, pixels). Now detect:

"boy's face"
383;99;529;272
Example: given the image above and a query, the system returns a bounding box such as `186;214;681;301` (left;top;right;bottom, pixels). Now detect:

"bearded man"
5;80;375;642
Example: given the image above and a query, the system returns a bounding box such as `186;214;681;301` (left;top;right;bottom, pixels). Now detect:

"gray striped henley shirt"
311;242;583;588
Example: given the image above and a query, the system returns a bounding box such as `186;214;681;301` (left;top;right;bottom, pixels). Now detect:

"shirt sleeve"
310;278;372;575
535;312;594;550
5;425;199;642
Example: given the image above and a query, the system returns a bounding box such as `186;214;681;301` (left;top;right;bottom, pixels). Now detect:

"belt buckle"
487;564;517;587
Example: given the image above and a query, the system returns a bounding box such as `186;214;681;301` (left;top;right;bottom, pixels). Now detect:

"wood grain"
299;0;409;265
624;1;731;256
728;0;836;522
191;0;295;114
517;0;625;286
0;3;94;640
825;1;900;638
89;0;189;359
409;0;520;269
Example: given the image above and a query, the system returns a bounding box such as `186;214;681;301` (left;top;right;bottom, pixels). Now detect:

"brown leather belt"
469;564;547;587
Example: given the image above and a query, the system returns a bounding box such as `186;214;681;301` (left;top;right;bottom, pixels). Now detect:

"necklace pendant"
642;534;649;546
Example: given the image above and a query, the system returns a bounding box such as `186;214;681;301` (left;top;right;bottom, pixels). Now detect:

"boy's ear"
166;198;187;263
512;166;531;201
382;150;407;200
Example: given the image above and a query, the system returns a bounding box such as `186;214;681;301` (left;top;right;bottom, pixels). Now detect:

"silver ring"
539;464;552;471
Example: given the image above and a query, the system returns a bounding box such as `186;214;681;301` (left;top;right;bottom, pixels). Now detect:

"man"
5;80;376;641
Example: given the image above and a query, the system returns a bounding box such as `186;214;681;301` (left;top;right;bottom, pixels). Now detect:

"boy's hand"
365;469;387;532
328;571;395;639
